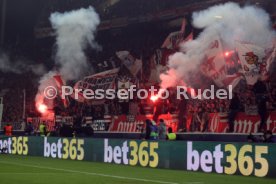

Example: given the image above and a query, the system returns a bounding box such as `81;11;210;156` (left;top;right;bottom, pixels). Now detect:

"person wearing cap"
166;127;176;141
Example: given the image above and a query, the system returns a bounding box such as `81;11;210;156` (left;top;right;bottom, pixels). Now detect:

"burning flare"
38;103;48;114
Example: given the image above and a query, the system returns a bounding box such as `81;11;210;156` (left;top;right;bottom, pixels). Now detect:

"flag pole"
22;89;26;120
0;97;3;130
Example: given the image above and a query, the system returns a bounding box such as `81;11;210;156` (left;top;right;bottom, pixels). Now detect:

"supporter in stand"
177;98;187;132
263;130;276;143
158;119;166;140
166;127;176;141
270;88;276;109
190;107;202;132
59;123;74;137
3;123;13;136
83;124;94;137
198;107;209;132
149;121;158;140
39;122;47;137
24;122;34;135
145;119;152;140
247;133;258;143
253;78;269;132
129;99;139;116
228;93;241;132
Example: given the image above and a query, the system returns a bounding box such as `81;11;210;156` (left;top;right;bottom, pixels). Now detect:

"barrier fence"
0;136;275;178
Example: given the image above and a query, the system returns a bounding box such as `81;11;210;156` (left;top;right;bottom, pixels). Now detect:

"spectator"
25;122;34;136
149;121;158;140
39;122;47;137
253;79;268;132
198;107;209;132
228;93;241;132
190;109;201;132
166;127;176;141
3;123;13;136
158;119;166;140
145;119;152;140
263;130;276;143
84;124;94;137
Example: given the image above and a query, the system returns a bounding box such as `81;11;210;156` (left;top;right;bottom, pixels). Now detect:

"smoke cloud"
0;52;46;75
50;6;100;81
160;2;276;89
35;6;100;114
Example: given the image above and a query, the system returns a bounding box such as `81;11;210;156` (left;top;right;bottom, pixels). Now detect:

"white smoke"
35;6;100;113
0;52;46;75
160;2;276;89
50;6;100;81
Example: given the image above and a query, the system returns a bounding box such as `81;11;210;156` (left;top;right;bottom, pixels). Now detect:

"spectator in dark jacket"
228;93;240;132
263;131;276;143
145;119;152;140
25;122;34;135
253;79;268;131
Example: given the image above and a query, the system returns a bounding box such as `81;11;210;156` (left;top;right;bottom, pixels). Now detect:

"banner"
109;114;178;132
91;115;112;131
236;42;266;85
1;137;276;178
109;115;146;132
74;68;119;103
207;112;276;133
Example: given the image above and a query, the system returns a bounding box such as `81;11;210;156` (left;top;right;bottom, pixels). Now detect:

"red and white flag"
200;38;227;87
161;19;186;50
116;51;142;76
235;41;266;85
53;75;69;107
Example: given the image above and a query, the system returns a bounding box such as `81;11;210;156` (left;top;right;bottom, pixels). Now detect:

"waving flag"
235;41;266;85
53;75;69;107
200;38;227;87
161;19;186;50
116;51;142;77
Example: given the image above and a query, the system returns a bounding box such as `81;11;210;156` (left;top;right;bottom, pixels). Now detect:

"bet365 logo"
104;139;159;167
0;137;28;155
187;141;269;177
44;137;84;160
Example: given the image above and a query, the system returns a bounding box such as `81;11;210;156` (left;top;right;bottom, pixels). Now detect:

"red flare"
150;95;159;102
38;104;48;114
